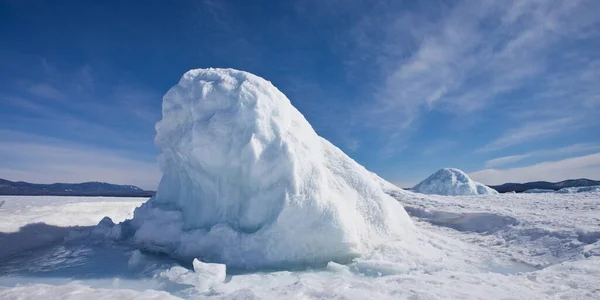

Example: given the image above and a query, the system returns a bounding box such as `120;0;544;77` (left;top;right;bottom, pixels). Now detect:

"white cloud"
346;139;360;152
477;118;577;153
27;83;64;100
112;85;161;122
0;131;160;190
471;153;600;185
484;154;532;168
340;0;600;150
484;143;600;167
422;139;457;156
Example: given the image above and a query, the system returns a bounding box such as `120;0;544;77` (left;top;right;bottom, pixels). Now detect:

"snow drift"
125;68;413;269
412;168;498;196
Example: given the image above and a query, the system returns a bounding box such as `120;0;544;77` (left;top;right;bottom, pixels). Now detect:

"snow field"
1;193;600;299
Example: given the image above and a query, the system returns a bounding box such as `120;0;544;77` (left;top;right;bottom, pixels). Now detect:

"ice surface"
523;188;555;193
0;283;179;300
0;196;144;259
126;68;413;269
412;168;498;195
557;186;600;193
522;186;600;194
0;196;144;233
2;192;600;299
396;191;600;267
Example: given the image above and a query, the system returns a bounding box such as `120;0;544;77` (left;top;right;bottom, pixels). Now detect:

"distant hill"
490;178;600;193
0;178;155;197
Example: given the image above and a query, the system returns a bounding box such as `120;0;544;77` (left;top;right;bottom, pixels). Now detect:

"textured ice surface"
523;188;555;193
413;168;498;195
0;196;144;259
2;193;600;299
396;191;600;267
127;68;413;268
0;196;145;233
0;283;179;300
557;185;600;193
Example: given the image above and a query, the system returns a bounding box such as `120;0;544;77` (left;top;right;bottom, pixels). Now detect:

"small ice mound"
412;168;498;196
128;68;414;269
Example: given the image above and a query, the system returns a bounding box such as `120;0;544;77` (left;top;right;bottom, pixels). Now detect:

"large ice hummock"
127;68;413;269
412;168;498;196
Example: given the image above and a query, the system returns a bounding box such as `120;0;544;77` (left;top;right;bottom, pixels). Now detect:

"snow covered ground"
393;191;600;267
1;193;599;299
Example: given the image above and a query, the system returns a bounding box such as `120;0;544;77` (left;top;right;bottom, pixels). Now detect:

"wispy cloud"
422;139;458;156
346;139;360;152
471;152;600;185
111;84;162;123
324;0;600;154
27;83;64;100
477;118;577;153
484;154;532;168
1;59;161;149
0;57;165;189
484;143;600;167
0;130;160;190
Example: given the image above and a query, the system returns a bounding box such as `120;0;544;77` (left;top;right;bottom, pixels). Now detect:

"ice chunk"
412;168;498;196
128;68;414;269
326;261;352;274
159;258;226;293
193;259;226;291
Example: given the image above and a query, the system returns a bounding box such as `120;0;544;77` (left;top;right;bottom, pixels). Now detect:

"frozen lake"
1;193;599;299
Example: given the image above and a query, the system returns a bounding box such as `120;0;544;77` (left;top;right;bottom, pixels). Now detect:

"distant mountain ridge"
0;178;154;197
490;178;600;193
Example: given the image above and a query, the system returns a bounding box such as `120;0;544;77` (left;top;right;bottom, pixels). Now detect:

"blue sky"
1;0;599;189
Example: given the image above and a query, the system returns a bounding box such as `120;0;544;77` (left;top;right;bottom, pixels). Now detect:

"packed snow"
412;168;499;195
122;68;413;269
1;69;599;299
